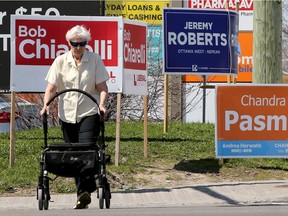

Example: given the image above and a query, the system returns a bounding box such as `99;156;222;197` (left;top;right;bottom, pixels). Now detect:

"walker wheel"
104;188;110;209
43;178;50;210
38;188;43;210
99;187;104;209
43;191;49;210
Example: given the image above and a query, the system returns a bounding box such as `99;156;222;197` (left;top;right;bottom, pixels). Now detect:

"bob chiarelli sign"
10;15;147;95
11;16;121;92
163;8;239;75
123;20;147;95
216;84;288;158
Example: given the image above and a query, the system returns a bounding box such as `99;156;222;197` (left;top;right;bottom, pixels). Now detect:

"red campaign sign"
123;23;146;70
188;0;253;11
15;19;118;66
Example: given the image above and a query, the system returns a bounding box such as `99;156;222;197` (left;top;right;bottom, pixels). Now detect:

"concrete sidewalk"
1;180;288;209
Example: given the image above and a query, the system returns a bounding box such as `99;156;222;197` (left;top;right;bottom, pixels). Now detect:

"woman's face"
69;36;87;56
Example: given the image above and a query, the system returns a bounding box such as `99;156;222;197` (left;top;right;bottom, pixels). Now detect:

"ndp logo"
15;20;118;66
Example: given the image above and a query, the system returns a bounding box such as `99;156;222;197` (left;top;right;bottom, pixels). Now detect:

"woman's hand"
96;81;109;119
40;105;50;116
99;104;108;119
40;83;57;116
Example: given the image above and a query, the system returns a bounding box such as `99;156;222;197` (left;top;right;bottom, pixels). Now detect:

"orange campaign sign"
216;84;288;158
183;31;253;83
236;32;253;82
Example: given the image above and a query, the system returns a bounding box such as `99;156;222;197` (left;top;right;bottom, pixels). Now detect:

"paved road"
1;206;288;216
1;180;288;210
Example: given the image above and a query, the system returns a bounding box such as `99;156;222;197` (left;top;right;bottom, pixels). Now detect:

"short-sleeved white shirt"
45;50;110;123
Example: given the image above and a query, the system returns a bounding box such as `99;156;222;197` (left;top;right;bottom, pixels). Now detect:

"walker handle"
46;88;99;108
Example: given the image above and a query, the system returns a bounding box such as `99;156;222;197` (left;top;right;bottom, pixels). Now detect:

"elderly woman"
40;25;110;209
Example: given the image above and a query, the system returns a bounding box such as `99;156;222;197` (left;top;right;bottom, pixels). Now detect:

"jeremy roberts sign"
163;8;239;75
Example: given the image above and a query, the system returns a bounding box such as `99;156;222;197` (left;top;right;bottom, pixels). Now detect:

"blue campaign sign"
163;8;239;75
147;26;163;74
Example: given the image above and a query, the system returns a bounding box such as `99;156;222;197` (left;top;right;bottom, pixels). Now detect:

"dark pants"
59;114;100;196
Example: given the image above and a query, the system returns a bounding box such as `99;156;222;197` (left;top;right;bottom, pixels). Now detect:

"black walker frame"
37;89;111;210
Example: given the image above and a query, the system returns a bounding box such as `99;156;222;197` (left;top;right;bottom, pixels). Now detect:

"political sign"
123;19;148;95
147;26;163;73
163;8;239;75
10;15;123;92
216;84;288;158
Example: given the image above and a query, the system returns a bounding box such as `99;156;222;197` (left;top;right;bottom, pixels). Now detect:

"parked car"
0;94;41;133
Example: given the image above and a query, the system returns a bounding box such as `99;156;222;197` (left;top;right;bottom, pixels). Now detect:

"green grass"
1;121;288;195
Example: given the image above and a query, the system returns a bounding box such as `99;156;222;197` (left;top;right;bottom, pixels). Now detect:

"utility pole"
253;0;282;83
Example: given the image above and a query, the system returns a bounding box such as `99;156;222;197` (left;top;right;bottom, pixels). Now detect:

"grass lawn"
1;121;288;195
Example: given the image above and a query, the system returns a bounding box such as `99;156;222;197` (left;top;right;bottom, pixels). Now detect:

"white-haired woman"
40;25;110;209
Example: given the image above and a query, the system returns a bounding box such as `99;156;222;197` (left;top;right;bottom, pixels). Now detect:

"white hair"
65;25;91;41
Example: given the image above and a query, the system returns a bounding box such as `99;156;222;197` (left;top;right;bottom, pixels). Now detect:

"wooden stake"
143;95;148;158
9;91;16;167
114;93;121;166
163;74;168;133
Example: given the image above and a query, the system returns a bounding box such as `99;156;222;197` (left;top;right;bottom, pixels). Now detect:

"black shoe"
73;192;91;209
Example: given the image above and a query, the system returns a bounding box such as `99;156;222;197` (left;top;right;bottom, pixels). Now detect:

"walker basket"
44;150;98;177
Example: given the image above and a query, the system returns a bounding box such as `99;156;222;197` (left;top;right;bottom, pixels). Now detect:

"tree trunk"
253;0;282;83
